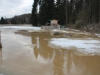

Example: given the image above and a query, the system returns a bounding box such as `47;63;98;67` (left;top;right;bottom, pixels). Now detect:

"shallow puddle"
0;27;100;75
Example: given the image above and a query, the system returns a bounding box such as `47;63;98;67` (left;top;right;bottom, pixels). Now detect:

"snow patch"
53;29;68;33
0;26;41;31
53;29;60;32
49;38;100;54
95;34;100;37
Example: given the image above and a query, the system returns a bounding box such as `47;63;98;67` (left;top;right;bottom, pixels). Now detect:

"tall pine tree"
31;0;100;26
39;0;55;25
31;0;39;26
1;17;5;24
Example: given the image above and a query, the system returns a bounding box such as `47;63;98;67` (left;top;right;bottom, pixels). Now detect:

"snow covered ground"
0;26;41;31
49;38;100;54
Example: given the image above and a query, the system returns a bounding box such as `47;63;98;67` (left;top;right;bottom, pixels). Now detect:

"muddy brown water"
0;29;100;75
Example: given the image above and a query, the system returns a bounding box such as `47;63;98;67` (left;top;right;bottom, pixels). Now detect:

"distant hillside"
0;13;31;24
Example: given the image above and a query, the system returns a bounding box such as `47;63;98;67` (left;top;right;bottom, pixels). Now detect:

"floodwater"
0;26;100;75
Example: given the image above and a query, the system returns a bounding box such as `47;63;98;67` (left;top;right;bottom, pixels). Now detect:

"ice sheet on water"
49;38;100;54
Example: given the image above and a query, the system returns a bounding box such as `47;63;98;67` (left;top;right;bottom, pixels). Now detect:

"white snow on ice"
53;29;60;32
95;34;100;37
49;38;100;53
53;29;68;33
0;26;41;31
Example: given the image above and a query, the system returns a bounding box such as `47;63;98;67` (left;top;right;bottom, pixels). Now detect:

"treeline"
31;0;100;26
0;14;31;24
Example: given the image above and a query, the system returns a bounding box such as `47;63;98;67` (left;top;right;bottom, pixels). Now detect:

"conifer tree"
31;0;39;26
1;17;5;24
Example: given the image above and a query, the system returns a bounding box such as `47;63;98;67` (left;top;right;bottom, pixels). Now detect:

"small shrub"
74;20;86;29
95;23;100;33
67;24;74;29
96;23;100;29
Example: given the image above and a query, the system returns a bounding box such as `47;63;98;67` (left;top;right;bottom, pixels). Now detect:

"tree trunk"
66;0;68;26
99;0;100;23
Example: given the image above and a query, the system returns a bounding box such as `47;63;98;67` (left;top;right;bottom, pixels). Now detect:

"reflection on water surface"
0;28;100;75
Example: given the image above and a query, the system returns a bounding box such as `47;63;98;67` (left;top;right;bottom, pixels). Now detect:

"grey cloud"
0;0;33;18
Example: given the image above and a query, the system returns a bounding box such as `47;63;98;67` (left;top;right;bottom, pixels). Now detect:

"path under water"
0;25;100;75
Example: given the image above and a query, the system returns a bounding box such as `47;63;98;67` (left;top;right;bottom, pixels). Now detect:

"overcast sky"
0;0;33;18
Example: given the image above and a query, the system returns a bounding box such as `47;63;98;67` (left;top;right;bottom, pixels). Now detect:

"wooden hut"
50;19;60;29
41;19;60;29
